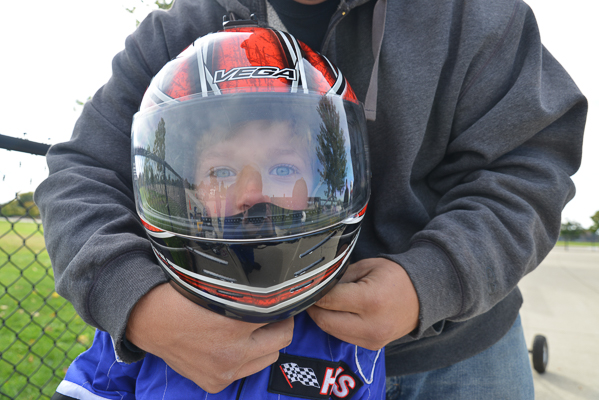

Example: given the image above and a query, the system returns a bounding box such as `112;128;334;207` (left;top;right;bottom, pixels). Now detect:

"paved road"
519;246;599;400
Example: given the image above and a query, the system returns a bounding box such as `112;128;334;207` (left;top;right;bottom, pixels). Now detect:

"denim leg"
386;314;534;400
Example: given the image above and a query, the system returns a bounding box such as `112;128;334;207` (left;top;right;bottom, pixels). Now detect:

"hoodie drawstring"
364;0;387;121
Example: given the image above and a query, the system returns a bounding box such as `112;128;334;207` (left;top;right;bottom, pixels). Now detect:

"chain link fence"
1;138;95;399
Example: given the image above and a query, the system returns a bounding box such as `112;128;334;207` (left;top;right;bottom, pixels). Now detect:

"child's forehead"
205;146;307;167
230;120;293;136
211;121;303;149
195;119;313;167
206;144;300;159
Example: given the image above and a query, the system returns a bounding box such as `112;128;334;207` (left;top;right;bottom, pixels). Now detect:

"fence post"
0;134;50;156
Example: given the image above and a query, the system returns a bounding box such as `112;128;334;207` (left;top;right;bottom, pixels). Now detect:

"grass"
556;240;599;248
0;219;95;400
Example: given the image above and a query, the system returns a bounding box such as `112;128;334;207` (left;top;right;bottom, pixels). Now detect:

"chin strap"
364;0;387;121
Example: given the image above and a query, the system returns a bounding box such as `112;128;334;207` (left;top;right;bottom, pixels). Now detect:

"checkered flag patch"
281;362;321;388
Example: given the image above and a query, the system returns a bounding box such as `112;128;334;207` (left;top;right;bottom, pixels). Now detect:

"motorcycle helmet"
131;21;370;322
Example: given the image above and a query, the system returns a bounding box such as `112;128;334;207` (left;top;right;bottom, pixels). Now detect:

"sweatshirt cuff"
87;250;168;363
380;240;463;339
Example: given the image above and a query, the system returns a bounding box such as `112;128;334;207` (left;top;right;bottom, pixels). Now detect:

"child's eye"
270;164;298;176
210;168;236;178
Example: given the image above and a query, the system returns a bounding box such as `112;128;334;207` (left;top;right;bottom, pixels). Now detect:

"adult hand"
126;283;294;393
307;258;419;350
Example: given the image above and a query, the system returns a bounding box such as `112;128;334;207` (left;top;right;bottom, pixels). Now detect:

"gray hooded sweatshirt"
35;0;587;376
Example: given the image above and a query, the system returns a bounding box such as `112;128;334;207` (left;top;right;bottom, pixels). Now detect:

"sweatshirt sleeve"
34;0;225;362
384;1;587;339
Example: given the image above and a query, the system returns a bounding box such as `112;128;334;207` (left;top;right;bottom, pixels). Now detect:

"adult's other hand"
307;258;419;350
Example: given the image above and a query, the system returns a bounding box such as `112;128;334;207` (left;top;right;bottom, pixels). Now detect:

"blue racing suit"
53;312;385;400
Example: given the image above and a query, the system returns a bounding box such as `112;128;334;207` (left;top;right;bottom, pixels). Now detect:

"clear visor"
132;93;369;240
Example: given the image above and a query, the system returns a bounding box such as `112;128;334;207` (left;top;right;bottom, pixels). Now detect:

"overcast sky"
0;0;597;226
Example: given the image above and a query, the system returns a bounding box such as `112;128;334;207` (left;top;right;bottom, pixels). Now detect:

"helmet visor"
132;92;369;240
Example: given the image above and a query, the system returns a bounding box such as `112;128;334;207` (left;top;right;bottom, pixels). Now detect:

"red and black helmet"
131;22;370;322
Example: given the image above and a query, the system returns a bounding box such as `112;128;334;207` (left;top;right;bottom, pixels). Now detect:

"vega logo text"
213;67;297;83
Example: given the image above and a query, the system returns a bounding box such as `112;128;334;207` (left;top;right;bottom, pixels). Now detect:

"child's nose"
235;165;267;211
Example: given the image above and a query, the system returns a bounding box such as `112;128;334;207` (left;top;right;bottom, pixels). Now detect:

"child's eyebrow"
201;146;301;163
203;149;231;159
270;148;299;156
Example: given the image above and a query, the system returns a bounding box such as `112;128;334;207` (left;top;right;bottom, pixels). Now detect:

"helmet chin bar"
152;230;358;322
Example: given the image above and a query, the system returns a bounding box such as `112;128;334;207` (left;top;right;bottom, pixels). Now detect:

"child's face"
195;120;314;215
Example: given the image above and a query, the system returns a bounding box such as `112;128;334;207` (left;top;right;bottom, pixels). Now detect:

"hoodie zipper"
320;0;352;54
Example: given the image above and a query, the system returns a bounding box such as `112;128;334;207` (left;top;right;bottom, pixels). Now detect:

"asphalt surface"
519;246;599;400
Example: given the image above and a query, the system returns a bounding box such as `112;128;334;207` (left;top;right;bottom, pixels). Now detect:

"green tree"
560;220;585;249
0;192;40;218
126;0;174;27
589;211;599;246
155;0;174;9
590;211;599;234
315;97;347;205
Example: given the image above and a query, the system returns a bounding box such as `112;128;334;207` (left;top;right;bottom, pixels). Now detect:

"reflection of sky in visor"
135;96;355;190
132;94;362;237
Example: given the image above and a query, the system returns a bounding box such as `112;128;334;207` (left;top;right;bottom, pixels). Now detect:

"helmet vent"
290;280;315;293
299;232;335;258
186;246;228;265
217;289;245;298
202;269;237;283
294;257;325;278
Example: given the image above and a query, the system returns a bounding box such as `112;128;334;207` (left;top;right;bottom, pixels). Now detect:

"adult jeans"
385;314;534;400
